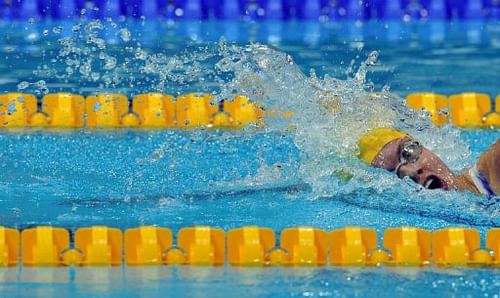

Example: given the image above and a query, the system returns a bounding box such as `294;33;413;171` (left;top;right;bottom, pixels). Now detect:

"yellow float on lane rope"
175;226;225;266
406;93;448;126
74;226;123;266
227;226;275;266
0;226;19;266
125;226;173;265
42;93;85;128
330;227;377;266
383;227;431;266
21;226;69;266
280;227;328;266
86;93;129;128
132;93;175;128
0;93;38;128
432;227;492;266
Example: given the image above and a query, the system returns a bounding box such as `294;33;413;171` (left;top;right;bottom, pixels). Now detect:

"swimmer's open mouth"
424;175;447;190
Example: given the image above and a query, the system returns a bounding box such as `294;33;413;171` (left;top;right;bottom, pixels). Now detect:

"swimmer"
357;127;499;197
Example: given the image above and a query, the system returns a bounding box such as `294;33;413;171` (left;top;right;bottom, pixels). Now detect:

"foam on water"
11;19;499;226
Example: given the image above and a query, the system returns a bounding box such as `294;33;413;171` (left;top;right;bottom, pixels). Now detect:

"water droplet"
174;8;184;17
119;28;131;42
79;63;91;76
17;81;30;90
93;102;102;112
367;51;379;65
52;26;63;34
91;72;100;81
35;80;46;88
71;24;81;33
135;49;147;60
104;57;117;70
26;33;39;41
7;100;17;115
218;37;227;54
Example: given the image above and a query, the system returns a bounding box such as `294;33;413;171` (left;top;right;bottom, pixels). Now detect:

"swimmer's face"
372;137;456;190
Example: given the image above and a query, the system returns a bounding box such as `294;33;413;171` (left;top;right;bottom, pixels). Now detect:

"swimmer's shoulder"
476;140;500;195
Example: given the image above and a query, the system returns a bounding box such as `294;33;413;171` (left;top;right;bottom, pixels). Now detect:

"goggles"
394;139;423;177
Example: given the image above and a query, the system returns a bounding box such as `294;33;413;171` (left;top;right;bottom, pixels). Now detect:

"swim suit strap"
469;165;496;199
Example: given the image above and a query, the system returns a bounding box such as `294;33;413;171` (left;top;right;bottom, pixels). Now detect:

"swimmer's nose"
397;163;423;183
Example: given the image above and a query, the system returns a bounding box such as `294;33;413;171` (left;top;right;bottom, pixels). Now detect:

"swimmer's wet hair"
357;127;408;164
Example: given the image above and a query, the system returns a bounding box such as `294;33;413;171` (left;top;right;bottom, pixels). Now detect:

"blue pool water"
0;19;499;297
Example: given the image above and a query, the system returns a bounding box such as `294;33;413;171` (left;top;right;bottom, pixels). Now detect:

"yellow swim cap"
357;127;408;164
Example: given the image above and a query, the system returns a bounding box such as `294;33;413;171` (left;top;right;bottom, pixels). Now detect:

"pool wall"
1;0;499;21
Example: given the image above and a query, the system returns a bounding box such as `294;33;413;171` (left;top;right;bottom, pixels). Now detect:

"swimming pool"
0;11;499;298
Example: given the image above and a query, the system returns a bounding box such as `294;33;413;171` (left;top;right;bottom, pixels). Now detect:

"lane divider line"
1;225;499;267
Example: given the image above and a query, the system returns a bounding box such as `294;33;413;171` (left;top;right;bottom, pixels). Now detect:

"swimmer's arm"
476;140;500;195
